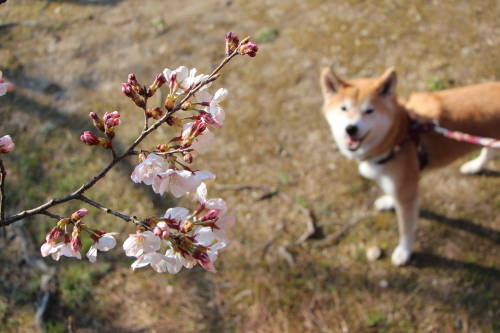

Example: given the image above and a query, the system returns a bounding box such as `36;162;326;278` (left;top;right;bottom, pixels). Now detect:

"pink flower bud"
156;143;168;152
122;83;145;107
182;120;206;147
103;111;120;123
153;222;170;239
89;112;98;121
89;112;105;132
200;209;220;221
128;74;138;86
46;226;64;243
147;107;164;120
200;112;217;126
70;234;82;252
240;41;259;57
168;72;178;90
80;132;110;149
0;135;14;154
122;83;134;98
148;73;166;96
64;233;71;244
103;112;120;138
225;32;240;55
80;131;100;146
71;208;89;221
183;153;193;164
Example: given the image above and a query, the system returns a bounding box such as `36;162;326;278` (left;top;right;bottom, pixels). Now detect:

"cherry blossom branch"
0;32;257;274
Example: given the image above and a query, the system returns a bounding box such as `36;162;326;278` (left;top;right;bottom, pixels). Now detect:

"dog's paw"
391;245;411;266
374;195;395;211
460;161;482;175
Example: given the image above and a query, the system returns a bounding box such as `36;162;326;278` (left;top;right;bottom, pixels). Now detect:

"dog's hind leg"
460;147;495;174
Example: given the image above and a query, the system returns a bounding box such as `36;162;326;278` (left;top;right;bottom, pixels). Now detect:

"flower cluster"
80;111;121;148
0;32;257;275
126;56;241;272
40;208;118;262
123;183;234;273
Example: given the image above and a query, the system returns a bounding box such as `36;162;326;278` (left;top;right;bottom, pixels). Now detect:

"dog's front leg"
375;170;419;266
391;190;419;265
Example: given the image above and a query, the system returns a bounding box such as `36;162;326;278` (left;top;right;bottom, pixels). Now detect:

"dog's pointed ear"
377;67;397;97
320;67;347;98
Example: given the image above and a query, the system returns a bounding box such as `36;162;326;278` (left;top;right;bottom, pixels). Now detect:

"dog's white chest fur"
358;160;381;180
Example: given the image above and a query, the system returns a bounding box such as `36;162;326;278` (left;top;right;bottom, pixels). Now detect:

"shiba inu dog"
320;67;500;265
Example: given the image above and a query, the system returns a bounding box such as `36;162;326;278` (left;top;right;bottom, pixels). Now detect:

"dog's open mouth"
346;131;370;151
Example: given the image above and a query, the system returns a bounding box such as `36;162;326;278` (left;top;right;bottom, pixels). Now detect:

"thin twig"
76;195;133;222
0;160;6;221
312;214;372;248
278;245;295;267
260;221;284;258
142;91;150;131
277;192;318;246
108;140;118;160
39;211;63;221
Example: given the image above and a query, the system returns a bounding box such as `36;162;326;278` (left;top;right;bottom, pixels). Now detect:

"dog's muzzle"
345;125;370;151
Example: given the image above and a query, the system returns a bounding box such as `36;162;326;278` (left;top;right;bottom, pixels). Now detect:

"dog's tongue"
346;136;359;146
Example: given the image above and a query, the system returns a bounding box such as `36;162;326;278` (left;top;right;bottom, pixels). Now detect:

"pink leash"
432;121;500;149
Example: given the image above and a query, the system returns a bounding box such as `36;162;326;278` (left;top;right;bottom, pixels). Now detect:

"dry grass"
0;0;499;332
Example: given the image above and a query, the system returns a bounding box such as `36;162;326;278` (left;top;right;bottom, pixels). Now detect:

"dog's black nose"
346;124;358;136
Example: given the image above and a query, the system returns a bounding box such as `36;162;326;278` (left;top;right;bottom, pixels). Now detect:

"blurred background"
0;0;499;332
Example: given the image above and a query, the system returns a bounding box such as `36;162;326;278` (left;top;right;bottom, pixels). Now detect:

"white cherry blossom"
152;169;200;197
131;153;168;185
164;248;196;274
197;88;228;128
41;242;64;260
131;252;175;273
86;232;119;263
153;168;214;198
123;231;161;257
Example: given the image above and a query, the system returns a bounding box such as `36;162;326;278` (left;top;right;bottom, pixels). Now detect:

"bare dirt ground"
0;0;499;332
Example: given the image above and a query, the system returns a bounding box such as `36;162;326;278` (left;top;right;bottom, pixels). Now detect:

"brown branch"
0;160;6;221
39;211;63;221
277;192;318;246
0;149;135;227
76;195;133;222
311;213;371;248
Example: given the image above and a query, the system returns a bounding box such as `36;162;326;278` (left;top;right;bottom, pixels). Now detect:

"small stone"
366;245;382;261
379;279;389;289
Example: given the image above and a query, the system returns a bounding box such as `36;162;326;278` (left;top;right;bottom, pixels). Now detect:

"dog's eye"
364;108;374;114
340;105;347;111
